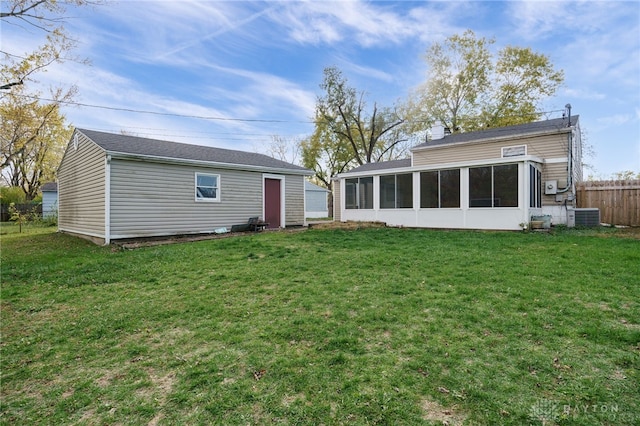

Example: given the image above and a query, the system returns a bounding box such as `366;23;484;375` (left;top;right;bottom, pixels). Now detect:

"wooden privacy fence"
576;180;640;226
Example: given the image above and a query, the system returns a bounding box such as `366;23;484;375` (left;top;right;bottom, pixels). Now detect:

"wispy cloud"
198;64;317;119
269;1;469;47
563;88;606;101
157;4;277;60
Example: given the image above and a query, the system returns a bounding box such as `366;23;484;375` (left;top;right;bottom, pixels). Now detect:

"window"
195;173;220;202
380;173;413;209
420;169;460;208
529;165;542;208
345;177;373;209
469;164;518;208
494;165;518;207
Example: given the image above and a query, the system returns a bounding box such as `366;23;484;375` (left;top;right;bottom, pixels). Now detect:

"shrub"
0;187;26;206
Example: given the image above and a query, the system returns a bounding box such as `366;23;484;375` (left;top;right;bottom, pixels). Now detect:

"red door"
264;178;281;228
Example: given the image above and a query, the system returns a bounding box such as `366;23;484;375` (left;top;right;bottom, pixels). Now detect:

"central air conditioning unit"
575;208;600;227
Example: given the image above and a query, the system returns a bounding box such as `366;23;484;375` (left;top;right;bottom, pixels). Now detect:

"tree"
265;135;301;165
612;170;640;180
1;84;72;199
300;115;356;191
303;67;409;191
408;30;564;133
1;0;96;199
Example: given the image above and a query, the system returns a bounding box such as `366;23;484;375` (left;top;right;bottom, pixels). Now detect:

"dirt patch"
114;227;307;249
145;369;177;426
308;221;386;230
421;398;467;425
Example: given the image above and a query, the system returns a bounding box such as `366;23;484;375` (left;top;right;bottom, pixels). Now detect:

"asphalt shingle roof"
346;158;412;174
78;128;312;173
412;116;578;150
41;182;58;191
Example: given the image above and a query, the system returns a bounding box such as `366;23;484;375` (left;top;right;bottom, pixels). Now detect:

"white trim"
303;178;307;226
544;157;569;164
105;155;111;245
194;172;221;202
336;155;543;179
263;173;286;228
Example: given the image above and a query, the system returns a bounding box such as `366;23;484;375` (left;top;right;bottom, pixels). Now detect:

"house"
305;181;330;218
57;129;313;244
41;182;58;219
333;115;582;230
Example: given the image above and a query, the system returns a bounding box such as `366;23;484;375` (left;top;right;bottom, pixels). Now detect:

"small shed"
41;182;58;219
305;181;330;218
57;129;314;244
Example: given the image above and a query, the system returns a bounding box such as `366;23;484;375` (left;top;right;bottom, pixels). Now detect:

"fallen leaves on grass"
253;369;266;381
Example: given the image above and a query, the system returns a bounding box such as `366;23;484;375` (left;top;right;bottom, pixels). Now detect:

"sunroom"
337;157;544;231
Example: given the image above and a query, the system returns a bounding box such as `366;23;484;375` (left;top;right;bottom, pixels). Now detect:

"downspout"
104;155;111;245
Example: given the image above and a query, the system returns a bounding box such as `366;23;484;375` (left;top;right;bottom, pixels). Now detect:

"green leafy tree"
1;83;72;199
0;186;27;205
1;0;97;199
300;115;356;191
408;30;564;133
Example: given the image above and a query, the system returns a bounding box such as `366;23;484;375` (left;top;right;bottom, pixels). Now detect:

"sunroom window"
469;164;518;207
345;177;373;209
529;165;542;208
380;173;413;209
420;169;460;208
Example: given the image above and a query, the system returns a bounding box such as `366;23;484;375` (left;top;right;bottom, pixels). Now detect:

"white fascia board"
107;151;314;176
544;157;569;164
410;127;573;153
335;155;544;179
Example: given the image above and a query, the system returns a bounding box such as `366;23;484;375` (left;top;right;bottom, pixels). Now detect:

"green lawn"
1;224;639;425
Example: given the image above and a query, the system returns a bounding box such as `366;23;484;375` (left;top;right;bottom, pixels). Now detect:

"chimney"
430;121;445;140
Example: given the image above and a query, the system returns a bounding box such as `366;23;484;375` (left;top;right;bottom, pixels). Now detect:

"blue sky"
4;0;639;177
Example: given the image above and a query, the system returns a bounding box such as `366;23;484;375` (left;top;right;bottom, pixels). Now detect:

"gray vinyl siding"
57;133;106;238
109;159;265;238
284;175;305;226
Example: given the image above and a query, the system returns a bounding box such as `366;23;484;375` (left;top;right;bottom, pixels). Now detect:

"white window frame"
195;172;220;202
